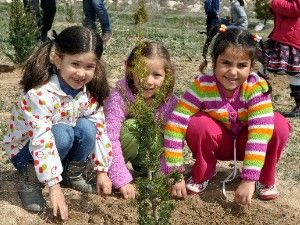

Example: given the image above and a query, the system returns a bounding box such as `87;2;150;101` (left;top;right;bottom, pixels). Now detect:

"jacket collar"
45;74;87;97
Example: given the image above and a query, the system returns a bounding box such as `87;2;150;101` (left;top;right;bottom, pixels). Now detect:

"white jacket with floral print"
3;75;112;187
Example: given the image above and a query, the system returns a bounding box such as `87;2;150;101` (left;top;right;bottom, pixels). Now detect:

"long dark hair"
20;26;109;106
125;41;175;102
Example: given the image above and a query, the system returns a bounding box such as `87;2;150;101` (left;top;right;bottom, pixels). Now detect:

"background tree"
254;0;273;25
133;0;148;25
8;0;39;64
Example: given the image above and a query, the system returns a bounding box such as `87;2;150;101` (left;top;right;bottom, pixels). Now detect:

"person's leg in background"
40;0;56;42
283;76;300;117
206;13;219;35
22;0;43;35
92;0;112;42
83;0;97;30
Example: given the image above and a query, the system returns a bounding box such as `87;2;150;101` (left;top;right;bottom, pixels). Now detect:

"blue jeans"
83;0;111;33
11;118;97;173
206;13;219;34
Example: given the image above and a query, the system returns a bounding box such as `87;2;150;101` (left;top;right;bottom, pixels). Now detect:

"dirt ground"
0;59;300;225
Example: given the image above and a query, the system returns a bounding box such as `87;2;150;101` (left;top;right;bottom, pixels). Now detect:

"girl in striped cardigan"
163;26;291;206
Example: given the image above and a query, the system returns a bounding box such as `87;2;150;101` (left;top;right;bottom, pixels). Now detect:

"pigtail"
87;59;110;107
257;38;268;78
20;40;54;93
256;39;272;94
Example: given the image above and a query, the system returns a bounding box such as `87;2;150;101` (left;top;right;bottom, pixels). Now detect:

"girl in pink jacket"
104;41;177;199
262;0;300;117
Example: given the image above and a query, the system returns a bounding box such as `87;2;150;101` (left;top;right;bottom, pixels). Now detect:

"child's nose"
146;75;154;85
76;69;85;77
229;67;238;75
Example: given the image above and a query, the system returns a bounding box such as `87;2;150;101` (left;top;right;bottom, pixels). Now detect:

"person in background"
104;41;177;199
23;0;56;42
83;0;112;43
2;26;113;221
261;0;300;117
204;0;221;35
163;26;290;206
230;0;248;29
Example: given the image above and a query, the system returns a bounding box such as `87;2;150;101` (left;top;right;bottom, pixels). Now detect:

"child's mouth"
225;77;238;82
73;78;85;83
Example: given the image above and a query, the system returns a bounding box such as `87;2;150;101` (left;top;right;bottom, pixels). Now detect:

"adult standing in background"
83;0;112;43
230;0;248;29
23;0;56;42
204;0;221;34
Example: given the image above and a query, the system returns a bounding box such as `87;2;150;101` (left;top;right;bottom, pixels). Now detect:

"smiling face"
53;52;97;90
133;56;166;100
214;46;252;97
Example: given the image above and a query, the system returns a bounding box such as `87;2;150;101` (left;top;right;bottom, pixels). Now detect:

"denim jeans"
83;0;111;33
11;118;97;173
23;0;56;40
206;13;219;34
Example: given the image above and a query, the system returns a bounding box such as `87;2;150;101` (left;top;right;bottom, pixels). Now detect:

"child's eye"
86;65;96;70
239;64;248;68
222;61;230;65
71;62;79;67
153;73;163;78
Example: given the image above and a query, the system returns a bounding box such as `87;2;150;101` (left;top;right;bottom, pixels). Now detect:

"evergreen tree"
8;0;39;64
130;2;175;224
133;0;148;25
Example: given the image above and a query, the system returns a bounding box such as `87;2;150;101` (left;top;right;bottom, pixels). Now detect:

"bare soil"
0;58;300;225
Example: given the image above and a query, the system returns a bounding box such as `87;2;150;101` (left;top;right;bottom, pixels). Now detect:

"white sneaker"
186;177;209;195
256;181;279;200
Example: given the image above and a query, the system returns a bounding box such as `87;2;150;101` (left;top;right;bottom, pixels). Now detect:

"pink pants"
186;112;291;186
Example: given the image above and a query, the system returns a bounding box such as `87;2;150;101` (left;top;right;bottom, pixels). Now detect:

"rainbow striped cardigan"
164;73;274;181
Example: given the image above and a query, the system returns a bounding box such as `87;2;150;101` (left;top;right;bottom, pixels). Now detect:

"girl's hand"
171;179;187;199
234;180;256;206
120;183;136;199
96;172;112;195
49;184;68;221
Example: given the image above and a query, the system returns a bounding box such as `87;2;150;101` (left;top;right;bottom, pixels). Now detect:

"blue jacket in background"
204;0;221;16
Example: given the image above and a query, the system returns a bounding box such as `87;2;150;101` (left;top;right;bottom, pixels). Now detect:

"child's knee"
187;112;216;138
52;123;74;152
76;118;97;136
273;112;291;141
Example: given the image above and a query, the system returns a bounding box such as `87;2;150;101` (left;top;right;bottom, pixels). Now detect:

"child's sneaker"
256;181;279;200
186;177;209;195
